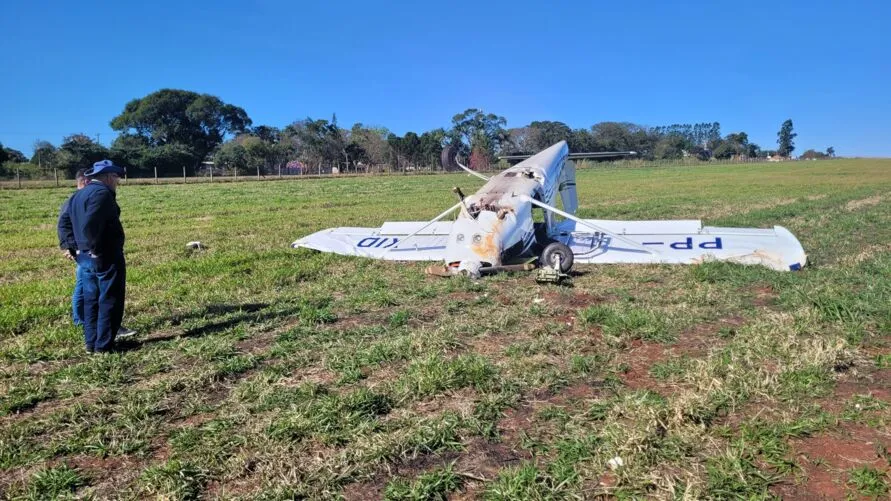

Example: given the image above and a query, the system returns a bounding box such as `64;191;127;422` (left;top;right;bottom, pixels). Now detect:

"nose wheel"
540;242;574;272
537;242;573;284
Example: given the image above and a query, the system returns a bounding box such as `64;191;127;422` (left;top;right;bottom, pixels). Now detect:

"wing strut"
383;202;463;256
519;195;657;255
455;159;490;181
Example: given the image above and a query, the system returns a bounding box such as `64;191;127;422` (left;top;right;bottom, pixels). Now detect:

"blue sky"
1;0;889;157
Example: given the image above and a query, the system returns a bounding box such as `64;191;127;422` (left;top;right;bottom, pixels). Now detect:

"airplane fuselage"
442;142;569;270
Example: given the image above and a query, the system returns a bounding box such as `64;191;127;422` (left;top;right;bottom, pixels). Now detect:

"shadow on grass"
118;301;308;350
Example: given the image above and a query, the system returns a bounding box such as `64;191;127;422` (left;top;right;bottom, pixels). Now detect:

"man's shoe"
117;326;137;339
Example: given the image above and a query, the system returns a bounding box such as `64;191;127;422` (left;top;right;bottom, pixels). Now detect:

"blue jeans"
76;251;126;352
72;264;85;326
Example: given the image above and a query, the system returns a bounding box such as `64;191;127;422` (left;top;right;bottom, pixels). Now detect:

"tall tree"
284;117;344;172
56;134;109;177
713;132;749;159
110;89;251;173
213;141;249;174
826;146;835;157
109;134;150;174
591;122;656;158
527;121;572;151
800;149;827;160
30;140;58;168
401;132;422;167
503;127;533;155
747;143;762;158
3;147;27;163
349;123;391;170
450;109;509;159
235;126;293;174
418;128;447;168
568;128;597;153
653;134;687;159
776;119;797;157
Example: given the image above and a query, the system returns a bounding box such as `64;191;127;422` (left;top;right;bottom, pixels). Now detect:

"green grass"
848;466;890;498
0;158;889;498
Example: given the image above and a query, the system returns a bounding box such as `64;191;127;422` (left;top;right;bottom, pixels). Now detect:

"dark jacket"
57;195;77;251
60;180;125;256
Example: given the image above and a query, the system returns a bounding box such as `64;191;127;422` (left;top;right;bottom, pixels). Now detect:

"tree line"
1;89;836;179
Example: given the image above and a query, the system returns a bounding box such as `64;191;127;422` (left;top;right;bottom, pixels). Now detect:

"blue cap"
85;160;125;177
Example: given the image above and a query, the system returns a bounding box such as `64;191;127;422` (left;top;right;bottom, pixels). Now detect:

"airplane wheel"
540;242;574;272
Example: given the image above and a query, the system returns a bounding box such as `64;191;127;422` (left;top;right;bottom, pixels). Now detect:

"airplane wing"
499;151;637;162
291;222;453;261
554;219;807;271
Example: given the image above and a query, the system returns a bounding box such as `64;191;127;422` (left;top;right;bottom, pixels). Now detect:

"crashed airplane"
292;141;806;278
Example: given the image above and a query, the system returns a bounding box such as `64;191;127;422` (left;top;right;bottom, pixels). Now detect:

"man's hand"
62;249;75;261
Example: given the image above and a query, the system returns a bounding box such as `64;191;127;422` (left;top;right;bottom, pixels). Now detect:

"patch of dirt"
340;381;606;499
56;454;144;499
676;316;744;354
234;330;278;355
465;332;534;358
496;294;514;306
385;388;479;423
617;317;743;393
838;243;891;267
845;194;885;211
174;411;216;428
361;362;403;390
448;291;479;302
454;435;529;482
620;340;669;392
342;450;464;501
276;366;338;388
332;311;389;332
818;368;891;414
773;424;891;500
0;388;103;426
543;291;609;310
750;285;779;307
531;380;605;406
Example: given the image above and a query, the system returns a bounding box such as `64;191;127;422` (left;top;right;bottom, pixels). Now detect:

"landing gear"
536;242;573;284
540;242;574;272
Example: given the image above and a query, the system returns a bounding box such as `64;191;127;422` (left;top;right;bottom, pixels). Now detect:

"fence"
0;156;812;190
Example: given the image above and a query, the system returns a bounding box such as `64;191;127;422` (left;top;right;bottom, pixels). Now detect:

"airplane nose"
445;212;504;266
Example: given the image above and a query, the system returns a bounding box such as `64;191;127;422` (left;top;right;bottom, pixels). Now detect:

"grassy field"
0;159;889;500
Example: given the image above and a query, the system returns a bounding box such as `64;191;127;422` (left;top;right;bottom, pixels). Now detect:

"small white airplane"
292;141;806;278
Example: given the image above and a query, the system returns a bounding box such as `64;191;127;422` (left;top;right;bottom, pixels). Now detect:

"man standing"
60;160;129;353
58;169;136;339
58;169;88;326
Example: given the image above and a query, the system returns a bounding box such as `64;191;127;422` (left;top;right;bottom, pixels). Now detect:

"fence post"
154;166;158;184
210;167;213;183
257;166;261;180
278;164;282;178
234;167;238;181
17;168;21;189
54;168;59;187
183;165;186;184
